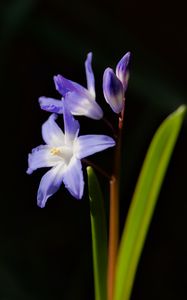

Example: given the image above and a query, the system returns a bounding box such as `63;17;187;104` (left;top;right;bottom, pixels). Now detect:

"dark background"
0;0;187;299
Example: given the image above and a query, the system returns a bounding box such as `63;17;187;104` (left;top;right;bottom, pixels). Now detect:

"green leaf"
87;167;108;300
114;105;187;300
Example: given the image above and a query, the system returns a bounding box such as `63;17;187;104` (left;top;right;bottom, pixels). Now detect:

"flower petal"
37;163;65;208
115;52;131;90
39;97;64;113
62;157;84;199
75;134;115;159
65;91;103;120
103;68;124;114
85;52;95;98
63;99;80;144
27;145;61;174
42;114;65;146
54;74;88;97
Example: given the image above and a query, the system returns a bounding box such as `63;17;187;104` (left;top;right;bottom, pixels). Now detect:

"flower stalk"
107;108;124;300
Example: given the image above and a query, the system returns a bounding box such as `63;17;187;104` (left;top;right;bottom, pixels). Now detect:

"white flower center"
50;146;73;164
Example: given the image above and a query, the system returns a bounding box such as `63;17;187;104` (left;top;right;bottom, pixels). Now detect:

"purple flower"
103;52;131;114
27;103;115;208
39;53;103;120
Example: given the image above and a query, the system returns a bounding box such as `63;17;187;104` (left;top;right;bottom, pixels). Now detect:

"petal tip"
37;186;49;208
87;52;93;59
26;167;33;175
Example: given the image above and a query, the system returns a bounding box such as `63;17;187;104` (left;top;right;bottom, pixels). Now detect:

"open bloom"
39;52;103;120
27;104;115;208
103;52;131;114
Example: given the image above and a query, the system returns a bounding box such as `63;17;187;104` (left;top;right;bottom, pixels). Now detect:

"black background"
0;0;187;299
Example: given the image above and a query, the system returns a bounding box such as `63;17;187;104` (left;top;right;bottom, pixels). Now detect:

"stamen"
50;147;61;155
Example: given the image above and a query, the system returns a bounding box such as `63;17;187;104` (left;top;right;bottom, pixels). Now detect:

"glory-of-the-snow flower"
39;52;103;120
27;102;115;208
103;52;131;114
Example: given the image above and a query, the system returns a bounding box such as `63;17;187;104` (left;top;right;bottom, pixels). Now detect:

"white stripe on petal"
85;52;95;98
37;163;65;208
27;145;62;174
115;52;131;89
103;68;124;114
63;99;80;145
42;114;65;146
65;91;103;120
75;135;115;159
62;157;84;199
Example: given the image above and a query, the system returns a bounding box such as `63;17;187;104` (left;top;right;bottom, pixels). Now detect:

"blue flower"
39;53;103;120
27;103;115;208
103;52;131;114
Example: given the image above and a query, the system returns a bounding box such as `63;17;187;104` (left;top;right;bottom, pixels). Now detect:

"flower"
103;52;131;114
27;103;115;208
39;52;103;120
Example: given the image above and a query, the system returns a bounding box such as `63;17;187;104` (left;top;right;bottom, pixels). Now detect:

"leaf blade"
114;105;187;300
87;167;108;300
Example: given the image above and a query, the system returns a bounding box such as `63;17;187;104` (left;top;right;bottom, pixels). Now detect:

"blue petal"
75;134;115;159
42;114;65;146
85;52;95;97
103;68;124;114
39;97;64;113
54;74;89;97
115;52;131;90
65;91;103;120
63;99;80;144
27;145;61;174
62;157;84;199
37;164;65;208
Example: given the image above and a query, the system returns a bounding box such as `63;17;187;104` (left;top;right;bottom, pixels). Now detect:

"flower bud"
116;52;131;90
103;68;124;114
